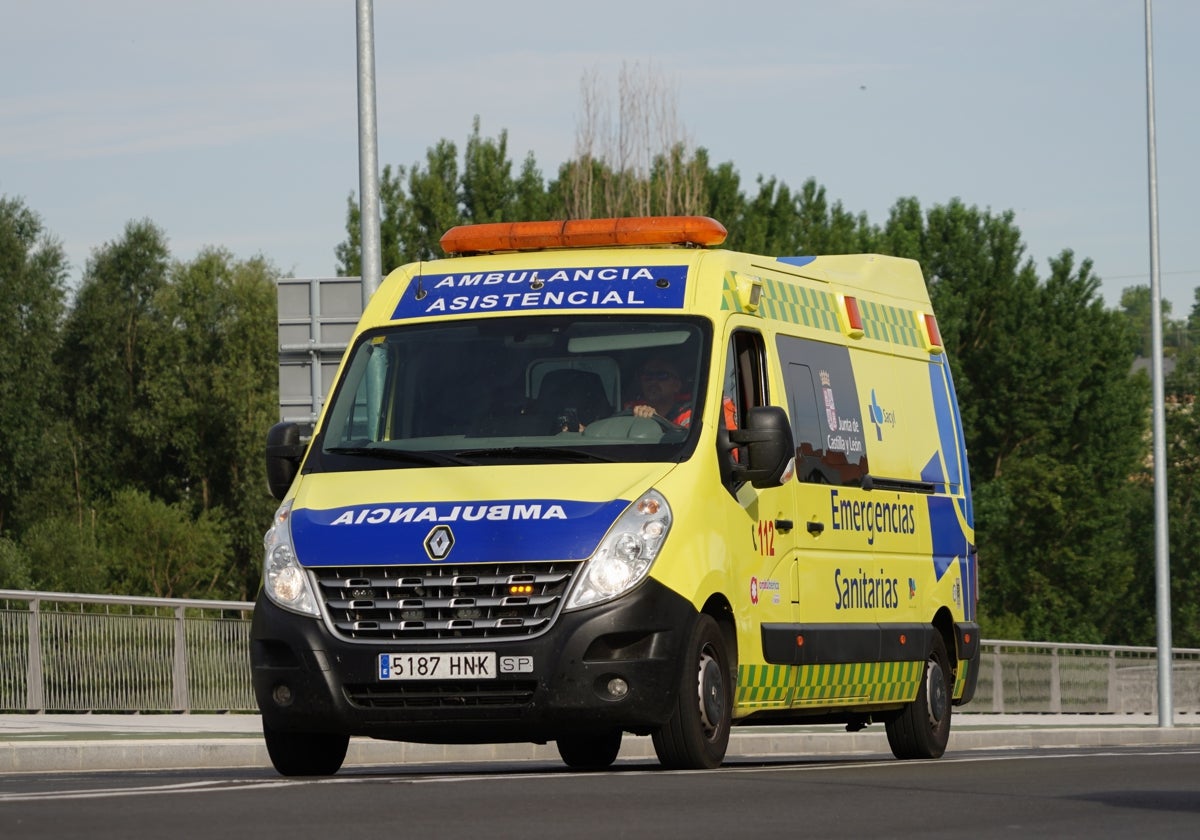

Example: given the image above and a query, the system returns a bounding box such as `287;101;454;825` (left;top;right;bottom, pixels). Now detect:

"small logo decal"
820;370;838;431
424;524;455;560
868;389;897;441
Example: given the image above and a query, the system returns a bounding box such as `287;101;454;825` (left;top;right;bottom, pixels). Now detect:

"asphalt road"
3;745;1199;840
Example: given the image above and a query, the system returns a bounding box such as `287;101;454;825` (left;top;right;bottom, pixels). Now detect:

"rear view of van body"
252;216;978;775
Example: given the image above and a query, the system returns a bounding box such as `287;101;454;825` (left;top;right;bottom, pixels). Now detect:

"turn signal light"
919;311;945;354
838;294;865;339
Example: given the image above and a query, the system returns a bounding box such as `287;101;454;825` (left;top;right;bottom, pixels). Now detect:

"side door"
777;341;876;615
775;335;884;708
722;328;800;711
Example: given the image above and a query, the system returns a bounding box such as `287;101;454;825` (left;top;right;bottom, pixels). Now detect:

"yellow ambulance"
253;216;979;775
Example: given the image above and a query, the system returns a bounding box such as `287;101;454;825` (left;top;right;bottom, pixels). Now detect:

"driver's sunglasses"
640;370;678;381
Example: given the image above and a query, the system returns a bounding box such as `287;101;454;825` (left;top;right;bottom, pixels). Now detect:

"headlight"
262;500;320;617
565;490;672;610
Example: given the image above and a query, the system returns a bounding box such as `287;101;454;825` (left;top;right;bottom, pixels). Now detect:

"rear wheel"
556;730;623;770
652;614;731;770
886;632;952;759
263;723;349;776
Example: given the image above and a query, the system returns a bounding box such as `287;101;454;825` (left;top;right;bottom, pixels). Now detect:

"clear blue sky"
3;1;1197;316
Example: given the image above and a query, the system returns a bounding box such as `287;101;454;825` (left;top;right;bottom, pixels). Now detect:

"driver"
628;357;696;427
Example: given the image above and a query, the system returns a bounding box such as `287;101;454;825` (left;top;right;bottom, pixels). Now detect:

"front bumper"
251;577;697;743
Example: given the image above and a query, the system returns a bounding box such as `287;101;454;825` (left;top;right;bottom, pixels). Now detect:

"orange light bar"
439;216;728;255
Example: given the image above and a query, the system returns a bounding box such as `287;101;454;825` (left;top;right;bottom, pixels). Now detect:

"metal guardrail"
0;590;254;713
973;639;1200;714
4;590;1200;714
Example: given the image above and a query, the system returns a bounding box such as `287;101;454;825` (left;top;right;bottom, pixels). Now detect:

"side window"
784;362;823;458
724;330;767;426
776;334;870;485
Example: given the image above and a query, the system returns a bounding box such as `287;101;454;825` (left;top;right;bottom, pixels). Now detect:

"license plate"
378;652;496;681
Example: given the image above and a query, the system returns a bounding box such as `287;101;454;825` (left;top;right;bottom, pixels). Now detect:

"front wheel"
263;723;349;776
652;614;732;770
886;632;952;759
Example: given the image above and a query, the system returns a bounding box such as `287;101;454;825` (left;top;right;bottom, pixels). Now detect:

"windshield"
309;315;711;470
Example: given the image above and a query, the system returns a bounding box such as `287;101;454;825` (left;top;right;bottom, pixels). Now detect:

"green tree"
402;139;463;259
1126;286;1200;646
143;249;280;596
728;176;801;256
512;152;551;221
889;199;1148;642
0;536;32;589
1118;284;1185;356
0;197;72;534
702;159;745;234
58;220;171;506
461;116;516;224
20;512;108;594
100;489;233;599
336;163;410;278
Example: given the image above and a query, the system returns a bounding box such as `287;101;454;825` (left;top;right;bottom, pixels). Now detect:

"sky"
3;0;1198;316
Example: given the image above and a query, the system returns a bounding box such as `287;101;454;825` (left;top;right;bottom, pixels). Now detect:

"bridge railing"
4;590;1200;715
0;590;254;713
973;639;1200;714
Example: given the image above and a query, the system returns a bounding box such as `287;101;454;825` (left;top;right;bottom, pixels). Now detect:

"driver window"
725;330;768;425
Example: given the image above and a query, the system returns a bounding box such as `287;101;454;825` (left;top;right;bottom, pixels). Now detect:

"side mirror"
727;406;794;489
265;422;306;500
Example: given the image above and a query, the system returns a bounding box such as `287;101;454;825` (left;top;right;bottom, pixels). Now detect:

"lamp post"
356;0;382;306
1144;0;1172;727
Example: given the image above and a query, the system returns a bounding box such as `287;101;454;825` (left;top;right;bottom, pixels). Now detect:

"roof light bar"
439;216;728;255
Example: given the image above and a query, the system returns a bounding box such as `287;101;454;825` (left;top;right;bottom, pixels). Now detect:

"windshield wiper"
454;446;614;463
324;446;475;466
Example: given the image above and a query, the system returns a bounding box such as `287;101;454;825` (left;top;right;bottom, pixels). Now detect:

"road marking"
4;748;1198;802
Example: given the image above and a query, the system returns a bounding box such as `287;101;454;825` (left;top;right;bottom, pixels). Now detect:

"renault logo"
424;524;455;560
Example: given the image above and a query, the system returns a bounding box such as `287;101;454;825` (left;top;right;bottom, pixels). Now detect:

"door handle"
774;519;794;534
806;520;825;535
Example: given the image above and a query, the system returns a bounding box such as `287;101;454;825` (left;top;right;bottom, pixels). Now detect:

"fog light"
272;684;294;707
606;677;629;699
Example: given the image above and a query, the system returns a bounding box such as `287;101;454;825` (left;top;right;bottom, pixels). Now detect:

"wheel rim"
925;657;948;727
696;644;725;740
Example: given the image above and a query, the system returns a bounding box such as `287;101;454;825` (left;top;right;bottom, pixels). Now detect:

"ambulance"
252;216;979;775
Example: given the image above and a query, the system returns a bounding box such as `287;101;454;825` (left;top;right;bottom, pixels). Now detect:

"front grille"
345;680;538;710
312;561;581;641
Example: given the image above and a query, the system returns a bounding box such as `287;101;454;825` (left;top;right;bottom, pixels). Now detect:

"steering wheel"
608;408;682;432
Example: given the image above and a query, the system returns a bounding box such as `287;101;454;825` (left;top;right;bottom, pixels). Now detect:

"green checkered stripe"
736;661;923;708
953;659;970;698
721;272;926;349
857;299;923;347
721;273;841;333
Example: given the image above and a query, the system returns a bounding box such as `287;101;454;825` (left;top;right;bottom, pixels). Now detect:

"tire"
263;722;349;776
652;614;732;770
886;632;952;760
556;730;623;770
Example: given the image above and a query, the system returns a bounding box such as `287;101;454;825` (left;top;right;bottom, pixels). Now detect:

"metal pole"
26;597;44;711
356;0;382;306
1144;0;1173;726
172;604;190;712
307;277;322;428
